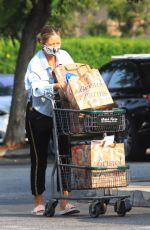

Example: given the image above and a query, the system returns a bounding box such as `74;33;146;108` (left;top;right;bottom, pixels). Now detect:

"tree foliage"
101;0;150;36
0;0;32;40
0;0;100;149
1;0;52;148
0;0;99;39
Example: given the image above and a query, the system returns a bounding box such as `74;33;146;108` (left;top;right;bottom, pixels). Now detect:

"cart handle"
54;108;126;115
59;164;130;170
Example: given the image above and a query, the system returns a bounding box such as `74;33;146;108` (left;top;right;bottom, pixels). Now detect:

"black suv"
99;54;150;161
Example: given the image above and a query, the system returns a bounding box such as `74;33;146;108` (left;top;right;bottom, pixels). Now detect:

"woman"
24;25;79;215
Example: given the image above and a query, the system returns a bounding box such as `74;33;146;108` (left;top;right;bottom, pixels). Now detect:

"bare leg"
59;190;68;209
34;194;44;207
31;194;45;214
58;190;80;214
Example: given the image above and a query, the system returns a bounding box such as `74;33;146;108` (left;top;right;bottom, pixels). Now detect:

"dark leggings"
25;103;70;195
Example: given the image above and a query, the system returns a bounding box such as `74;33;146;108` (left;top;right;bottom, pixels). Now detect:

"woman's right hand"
54;82;62;90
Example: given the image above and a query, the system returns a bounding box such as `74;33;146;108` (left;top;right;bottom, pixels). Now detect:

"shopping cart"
44;98;132;218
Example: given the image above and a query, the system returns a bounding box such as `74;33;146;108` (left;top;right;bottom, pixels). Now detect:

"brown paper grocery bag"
54;64;114;110
67;69;114;110
54;63;90;90
71;141;127;189
71;140;125;168
91;141;125;168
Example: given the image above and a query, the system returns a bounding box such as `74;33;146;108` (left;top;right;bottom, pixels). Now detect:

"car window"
0;74;14;96
139;62;150;87
100;62;118;84
107;62;141;89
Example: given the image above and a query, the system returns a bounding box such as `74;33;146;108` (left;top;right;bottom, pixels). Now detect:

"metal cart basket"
44;99;132;218
55;108;126;134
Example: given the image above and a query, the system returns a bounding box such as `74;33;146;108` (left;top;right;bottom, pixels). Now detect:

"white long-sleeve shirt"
24;49;74;117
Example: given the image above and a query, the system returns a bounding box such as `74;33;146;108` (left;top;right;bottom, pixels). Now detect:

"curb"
71;183;150;208
117;182;150;207
0;148;30;158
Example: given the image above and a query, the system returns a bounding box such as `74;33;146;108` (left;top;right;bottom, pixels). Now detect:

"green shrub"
1;36;150;73
62;37;150;68
0;37;19;73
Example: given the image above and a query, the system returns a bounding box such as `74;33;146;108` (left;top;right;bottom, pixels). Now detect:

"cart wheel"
44;199;58;217
99;202;107;214
89;203;101;218
114;198;132;217
114;200;126;217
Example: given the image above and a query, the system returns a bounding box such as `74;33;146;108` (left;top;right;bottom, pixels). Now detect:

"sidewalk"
0;146;31;164
0;147;150;207
117;181;150;207
119;161;150;207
